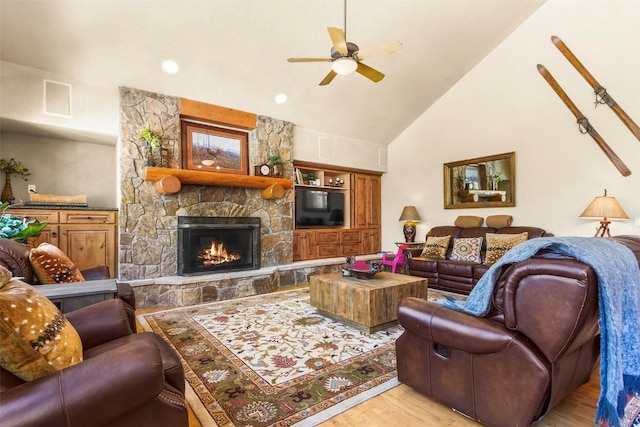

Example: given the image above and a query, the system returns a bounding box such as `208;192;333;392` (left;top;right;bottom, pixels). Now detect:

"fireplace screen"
178;217;260;276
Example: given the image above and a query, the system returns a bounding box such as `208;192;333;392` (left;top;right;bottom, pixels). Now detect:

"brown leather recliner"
396;236;640;427
0;297;188;427
0;238;135;309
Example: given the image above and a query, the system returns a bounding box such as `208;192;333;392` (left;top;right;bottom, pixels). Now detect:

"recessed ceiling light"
161;60;180;75
274;93;288;104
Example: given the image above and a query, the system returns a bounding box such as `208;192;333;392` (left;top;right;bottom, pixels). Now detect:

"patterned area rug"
138;288;460;426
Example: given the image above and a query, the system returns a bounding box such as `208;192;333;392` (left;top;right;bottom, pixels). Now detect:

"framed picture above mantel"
181;121;249;175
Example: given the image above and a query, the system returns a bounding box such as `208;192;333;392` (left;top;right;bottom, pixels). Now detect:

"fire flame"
197;241;241;266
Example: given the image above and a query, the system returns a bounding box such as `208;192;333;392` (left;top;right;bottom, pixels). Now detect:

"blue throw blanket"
438;237;640;427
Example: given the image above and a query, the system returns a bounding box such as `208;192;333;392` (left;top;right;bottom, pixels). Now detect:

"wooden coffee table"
309;272;428;332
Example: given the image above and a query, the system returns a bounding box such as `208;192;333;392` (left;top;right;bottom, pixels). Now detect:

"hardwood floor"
317;372;600;426
136;305;600;427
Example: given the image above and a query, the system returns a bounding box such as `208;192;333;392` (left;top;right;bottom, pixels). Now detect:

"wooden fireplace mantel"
142;167;292;195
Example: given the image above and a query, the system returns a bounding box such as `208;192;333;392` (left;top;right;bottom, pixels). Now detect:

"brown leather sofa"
404;225;552;294
396;235;640;427
0;297;188;427
0;238;135;309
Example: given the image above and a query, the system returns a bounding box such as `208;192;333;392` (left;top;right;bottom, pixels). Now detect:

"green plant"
139;127;161;148
0;202;47;242
267;154;284;166
304;172;317;181
0;158;30;181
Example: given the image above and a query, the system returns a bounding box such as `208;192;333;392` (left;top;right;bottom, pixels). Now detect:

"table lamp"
579;189;628;237
399;205;421;242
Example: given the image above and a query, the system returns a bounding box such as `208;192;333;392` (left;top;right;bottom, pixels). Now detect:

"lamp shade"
331;58;358;75
399;206;421;222
579;191;629;220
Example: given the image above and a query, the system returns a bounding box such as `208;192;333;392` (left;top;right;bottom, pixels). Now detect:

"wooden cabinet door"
361;229;381;254
59;224;116;276
7;209;60;248
27;225;60;248
368;175;381;227
293;231;316;261
353;174;369;228
293;232;304;261
352;174;381;228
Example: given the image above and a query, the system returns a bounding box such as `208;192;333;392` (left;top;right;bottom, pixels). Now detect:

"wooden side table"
38;279;117;313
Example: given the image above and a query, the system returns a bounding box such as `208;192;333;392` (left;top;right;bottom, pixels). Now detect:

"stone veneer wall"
119;87;294;287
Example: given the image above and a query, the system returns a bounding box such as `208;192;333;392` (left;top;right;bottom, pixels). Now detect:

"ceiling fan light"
332;58;357;75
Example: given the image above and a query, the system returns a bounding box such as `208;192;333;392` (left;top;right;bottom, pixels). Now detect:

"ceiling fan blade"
356;41;403;61
319;70;338;86
327;27;348;55
356;62;385;83
287;57;333;62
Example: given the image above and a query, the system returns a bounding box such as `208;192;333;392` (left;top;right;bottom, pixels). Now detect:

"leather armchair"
0;238;135;309
0;298;188;427
395;237;640;427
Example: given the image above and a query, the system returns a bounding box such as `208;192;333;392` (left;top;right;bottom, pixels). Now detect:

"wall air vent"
43;79;72;118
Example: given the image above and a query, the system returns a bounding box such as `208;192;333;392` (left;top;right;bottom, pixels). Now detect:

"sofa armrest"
116;281;136;311
398;297;516;354
80;265;110;280
0;340;164;427
403;248;422;260
65;298;135;350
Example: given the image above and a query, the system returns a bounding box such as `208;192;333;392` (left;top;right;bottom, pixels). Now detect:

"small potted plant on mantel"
268;154;284;178
139;127;161;166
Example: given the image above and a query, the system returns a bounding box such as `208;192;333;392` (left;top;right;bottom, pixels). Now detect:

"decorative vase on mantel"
1;173;13;203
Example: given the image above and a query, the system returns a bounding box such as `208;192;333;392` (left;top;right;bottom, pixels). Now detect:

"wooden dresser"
8;207;118;278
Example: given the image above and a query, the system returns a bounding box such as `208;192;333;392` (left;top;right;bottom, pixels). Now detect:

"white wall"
0;132;118;207
0;61;120;207
0;61;119;137
294;126;387;173
382;0;640;250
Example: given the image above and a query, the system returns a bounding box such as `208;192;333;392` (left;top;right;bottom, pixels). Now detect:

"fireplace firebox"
178;216;260;276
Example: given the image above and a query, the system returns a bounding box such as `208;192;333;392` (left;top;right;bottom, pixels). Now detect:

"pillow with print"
485;232;528;265
0;265;83;381
450;237;483;263
419;235;451;259
30;243;85;284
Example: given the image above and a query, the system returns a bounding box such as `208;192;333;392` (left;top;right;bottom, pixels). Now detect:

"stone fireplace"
118;87;369;308
177;216;260;276
119;87;294;281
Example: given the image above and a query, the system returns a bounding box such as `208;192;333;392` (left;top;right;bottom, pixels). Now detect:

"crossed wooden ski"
537;64;631;177
552;36;640;143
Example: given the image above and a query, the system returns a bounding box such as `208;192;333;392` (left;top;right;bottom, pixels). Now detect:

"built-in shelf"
143;167;292;192
295;184;348;191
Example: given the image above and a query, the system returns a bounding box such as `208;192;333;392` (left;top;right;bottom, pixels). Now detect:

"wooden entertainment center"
293;162;381;261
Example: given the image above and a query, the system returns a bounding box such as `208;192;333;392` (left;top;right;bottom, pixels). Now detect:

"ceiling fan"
287;1;403;86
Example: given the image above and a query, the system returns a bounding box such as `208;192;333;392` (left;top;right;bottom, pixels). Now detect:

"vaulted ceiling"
0;0;545;145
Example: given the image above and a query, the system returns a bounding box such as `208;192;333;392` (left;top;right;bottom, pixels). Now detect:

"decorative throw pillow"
0;265;83;381
454;215;484;228
420;235;451;259
485;232;528;265
450;237;483;263
29;243;85;284
486;215;513;228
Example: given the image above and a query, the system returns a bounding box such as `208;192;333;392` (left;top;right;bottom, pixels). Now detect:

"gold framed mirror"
444;152;515;209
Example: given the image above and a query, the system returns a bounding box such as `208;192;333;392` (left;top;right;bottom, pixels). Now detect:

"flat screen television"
295;189;345;228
